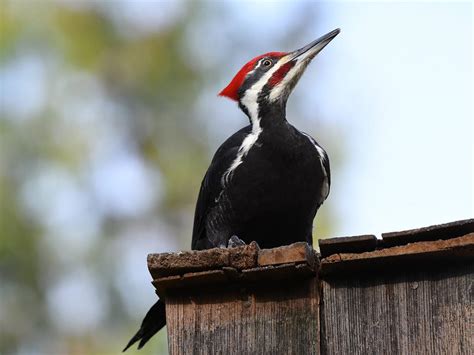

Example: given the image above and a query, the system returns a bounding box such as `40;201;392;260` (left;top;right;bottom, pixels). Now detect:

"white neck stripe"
222;58;290;186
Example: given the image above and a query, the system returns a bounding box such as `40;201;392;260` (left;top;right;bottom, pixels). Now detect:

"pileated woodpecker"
124;28;340;351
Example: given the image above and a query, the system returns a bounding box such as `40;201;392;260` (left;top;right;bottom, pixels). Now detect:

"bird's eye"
262;59;272;67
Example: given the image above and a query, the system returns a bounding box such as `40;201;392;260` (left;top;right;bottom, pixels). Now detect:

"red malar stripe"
269;61;295;87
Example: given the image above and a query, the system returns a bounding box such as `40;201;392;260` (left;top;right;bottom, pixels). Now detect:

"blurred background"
0;1;472;354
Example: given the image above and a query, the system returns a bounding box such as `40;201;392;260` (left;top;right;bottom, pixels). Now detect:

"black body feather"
124;121;329;351
124;31;337;350
192;121;329;250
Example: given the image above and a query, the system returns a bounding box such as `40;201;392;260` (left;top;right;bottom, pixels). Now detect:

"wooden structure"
147;219;473;354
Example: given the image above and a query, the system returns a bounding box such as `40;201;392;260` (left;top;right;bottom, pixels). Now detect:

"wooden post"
146;219;473;354
318;221;474;355
148;242;320;354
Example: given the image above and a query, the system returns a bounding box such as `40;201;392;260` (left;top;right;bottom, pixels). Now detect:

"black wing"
300;129;331;204
322;149;331;201
316;143;331;204
191;126;251;250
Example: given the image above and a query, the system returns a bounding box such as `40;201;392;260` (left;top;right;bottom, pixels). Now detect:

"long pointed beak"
267;28;340;103
289;28;340;62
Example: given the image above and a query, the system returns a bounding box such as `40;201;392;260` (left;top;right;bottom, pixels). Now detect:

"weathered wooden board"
319;234;377;257
146;221;473;355
320;233;474;275
258;242;315;267
148;242;259;278
165;278;320;355
381;218;474;247
321;266;473;354
148;242;315;279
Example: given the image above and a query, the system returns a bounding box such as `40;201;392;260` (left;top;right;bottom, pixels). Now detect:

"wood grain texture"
148;242;259;278
381;218;474;247
149;222;472;354
165;278;320;355
321;265;473;354
320;233;474;275
319;235;377;257
258;242;314;267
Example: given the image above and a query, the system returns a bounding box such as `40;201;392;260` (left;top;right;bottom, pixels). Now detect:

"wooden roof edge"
148;241;316;280
318;218;474;257
320;233;474;277
145;219;473;295
381;218;474;246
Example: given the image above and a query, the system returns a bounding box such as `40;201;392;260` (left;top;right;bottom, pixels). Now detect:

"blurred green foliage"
0;1;335;354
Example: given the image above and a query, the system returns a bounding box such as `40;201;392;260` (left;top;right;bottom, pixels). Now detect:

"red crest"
219;52;286;101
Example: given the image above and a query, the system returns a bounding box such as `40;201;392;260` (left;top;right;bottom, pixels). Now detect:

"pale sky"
217;1;473;237
313;2;473;236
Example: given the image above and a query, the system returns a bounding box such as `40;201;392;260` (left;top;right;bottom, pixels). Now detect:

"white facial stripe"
269;58;308;102
222;58;290;186
254;59;264;70
242;55;290;118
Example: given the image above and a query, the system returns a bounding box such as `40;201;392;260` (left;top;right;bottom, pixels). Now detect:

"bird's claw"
227;235;246;248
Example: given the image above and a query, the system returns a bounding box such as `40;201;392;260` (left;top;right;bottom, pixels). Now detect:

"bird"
124;28;340;351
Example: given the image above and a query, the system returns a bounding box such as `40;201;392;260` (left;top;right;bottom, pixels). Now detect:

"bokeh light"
0;1;471;354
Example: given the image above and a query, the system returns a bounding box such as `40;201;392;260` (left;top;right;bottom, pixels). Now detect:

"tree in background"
0;1;336;354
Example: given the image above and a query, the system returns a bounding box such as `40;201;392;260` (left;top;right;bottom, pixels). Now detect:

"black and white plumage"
192;29;339;250
125;28;340;351
191;122;330;250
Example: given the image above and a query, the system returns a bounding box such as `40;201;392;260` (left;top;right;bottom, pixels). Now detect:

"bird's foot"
227;235;246;248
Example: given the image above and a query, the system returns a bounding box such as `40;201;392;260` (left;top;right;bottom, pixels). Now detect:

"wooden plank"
152;270;228;297
147;242;259;278
152;275;182;296
242;263;315;283
152;263;317;298
149;220;473;354
320;265;473;354
165;277;320;355
229;242;260;270
318;235;377;257
321;233;474;275
258;242;315;267
381;218;474;247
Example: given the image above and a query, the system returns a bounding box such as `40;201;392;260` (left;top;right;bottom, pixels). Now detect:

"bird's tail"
123;299;167;352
